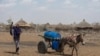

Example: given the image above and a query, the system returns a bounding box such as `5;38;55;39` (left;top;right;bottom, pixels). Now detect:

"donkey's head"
76;34;85;45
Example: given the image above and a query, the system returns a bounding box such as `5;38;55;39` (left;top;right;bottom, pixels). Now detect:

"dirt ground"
0;32;100;56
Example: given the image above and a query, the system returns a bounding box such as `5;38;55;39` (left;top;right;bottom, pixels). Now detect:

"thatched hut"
15;19;32;32
16;19;30;27
0;23;6;32
55;23;64;31
92;23;100;32
75;19;93;31
55;23;73;32
29;22;36;29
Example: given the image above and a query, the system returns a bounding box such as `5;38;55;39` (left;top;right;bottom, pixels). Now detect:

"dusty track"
0;32;100;56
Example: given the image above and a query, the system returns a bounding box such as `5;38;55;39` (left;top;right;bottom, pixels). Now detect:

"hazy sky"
0;0;100;24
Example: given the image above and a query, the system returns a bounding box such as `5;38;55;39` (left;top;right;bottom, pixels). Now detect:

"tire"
38;41;47;54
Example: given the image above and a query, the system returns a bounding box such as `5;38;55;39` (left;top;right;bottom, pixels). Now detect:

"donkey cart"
38;31;62;54
37;31;85;56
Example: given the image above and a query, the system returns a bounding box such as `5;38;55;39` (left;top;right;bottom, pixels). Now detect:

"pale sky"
0;0;100;24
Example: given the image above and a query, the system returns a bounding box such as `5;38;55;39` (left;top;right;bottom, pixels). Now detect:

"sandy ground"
0;32;100;56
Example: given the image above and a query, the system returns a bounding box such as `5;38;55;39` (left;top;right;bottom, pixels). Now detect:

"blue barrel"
52;41;60;50
44;31;61;40
44;31;61;50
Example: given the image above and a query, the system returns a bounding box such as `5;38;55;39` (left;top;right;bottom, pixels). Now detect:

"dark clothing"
10;24;13;35
13;26;21;38
13;35;20;42
10;22;13;35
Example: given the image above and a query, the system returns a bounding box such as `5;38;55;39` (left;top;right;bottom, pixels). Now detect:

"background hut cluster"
0;19;100;33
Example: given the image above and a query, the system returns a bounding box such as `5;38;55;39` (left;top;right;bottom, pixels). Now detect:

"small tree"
7;19;13;25
5;18;13;32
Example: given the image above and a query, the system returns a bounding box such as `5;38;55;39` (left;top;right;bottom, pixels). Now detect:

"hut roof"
76;19;92;28
0;23;6;27
93;23;100;29
16;19;30;27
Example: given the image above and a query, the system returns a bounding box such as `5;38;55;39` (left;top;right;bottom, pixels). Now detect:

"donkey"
58;34;85;56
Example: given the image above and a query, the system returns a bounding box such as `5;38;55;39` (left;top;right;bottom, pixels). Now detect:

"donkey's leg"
71;47;74;56
60;46;64;55
60;51;64;55
59;42;65;55
75;46;78;56
62;50;64;55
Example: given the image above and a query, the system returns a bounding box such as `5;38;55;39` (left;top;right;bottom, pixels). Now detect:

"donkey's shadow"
46;51;72;56
62;54;72;56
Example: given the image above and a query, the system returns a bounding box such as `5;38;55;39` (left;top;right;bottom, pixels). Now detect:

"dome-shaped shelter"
15;19;31;27
76;19;93;30
15;19;32;32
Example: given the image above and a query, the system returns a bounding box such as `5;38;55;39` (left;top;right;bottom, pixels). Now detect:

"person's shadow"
4;51;19;55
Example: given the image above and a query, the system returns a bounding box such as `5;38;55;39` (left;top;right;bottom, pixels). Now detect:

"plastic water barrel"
52;41;60;50
44;31;61;50
44;31;61;40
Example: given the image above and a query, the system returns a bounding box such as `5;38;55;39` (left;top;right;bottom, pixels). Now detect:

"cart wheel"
38;41;47;54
